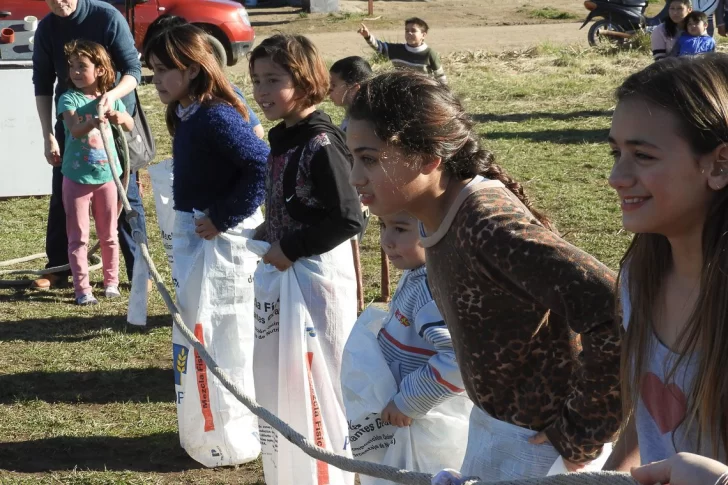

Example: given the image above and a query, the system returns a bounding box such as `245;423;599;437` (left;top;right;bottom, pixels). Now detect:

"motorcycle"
581;0;720;46
580;0;669;46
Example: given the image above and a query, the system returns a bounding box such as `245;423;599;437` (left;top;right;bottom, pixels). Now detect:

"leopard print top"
421;180;622;463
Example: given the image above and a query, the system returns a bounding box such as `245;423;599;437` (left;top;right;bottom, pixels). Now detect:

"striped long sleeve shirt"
377;265;464;419
365;35;447;84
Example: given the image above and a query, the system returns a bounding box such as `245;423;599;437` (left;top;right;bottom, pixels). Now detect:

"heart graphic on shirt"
640;372;687;435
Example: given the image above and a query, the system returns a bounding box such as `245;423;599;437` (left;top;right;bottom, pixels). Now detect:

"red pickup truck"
0;0;255;66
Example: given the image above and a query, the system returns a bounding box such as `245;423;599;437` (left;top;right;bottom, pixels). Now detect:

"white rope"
97;110;637;485
465;474;637;485
0;250;102;277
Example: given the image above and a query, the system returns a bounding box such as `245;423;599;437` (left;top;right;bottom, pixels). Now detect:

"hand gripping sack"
249;239;356;485
342;306;473;485
171;209;263;467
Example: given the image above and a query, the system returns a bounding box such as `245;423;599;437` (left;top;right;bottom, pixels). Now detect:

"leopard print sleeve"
467;188;622;463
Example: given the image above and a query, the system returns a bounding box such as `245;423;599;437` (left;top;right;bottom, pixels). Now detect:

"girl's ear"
187;63;201;80
707;144;728;191
420;154;442;175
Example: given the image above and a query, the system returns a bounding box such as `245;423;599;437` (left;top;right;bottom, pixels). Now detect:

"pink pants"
62;177;119;297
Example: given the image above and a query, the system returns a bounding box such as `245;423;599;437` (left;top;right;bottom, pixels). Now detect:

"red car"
0;0;255;66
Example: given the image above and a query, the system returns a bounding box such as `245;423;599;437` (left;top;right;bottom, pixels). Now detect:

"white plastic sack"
250;239;356;485
342;306;473;485
147;159;175;267
126;242;149;326
171;208;263;467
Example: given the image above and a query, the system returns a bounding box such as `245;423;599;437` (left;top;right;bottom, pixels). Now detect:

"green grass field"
0;43;652;483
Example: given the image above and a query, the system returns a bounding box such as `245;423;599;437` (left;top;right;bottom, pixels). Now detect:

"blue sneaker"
76;294;98;306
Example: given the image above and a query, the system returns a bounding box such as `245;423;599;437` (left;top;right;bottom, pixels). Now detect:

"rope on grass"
97;109;637;485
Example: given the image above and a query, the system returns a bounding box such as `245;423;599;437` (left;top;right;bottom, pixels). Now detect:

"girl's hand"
89;116;103;130
631;452;728;485
263;241;293;271
358;23;370;38
529;432;587;473
98;91;118;116
105;110;123;125
381;400;412;428
253;223;267;241
195;217;221;240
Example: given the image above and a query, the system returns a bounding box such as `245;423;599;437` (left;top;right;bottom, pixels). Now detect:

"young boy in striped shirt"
377;211;464;428
357;18;447;84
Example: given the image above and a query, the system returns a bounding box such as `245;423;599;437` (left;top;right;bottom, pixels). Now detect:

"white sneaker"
104;286;121;298
76;294;98;306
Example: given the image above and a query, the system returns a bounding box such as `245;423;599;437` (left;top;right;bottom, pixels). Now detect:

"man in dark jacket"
32;0;148;288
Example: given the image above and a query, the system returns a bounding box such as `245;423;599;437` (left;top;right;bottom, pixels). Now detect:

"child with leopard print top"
346;71;621;481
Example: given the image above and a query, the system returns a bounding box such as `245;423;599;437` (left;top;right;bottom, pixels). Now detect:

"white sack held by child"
126;243;150;326
148;159;175;267
171;209;263;467
250;238;356;485
342;306;472;485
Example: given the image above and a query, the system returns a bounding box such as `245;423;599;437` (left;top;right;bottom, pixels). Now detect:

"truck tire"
205;34;228;68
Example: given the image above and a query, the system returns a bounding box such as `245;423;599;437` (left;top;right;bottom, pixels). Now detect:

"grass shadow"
0;289;65;305
485;128;610;144
246;1;297;9
0;367;173;404
473;110;613;124
0;432;204;473
0;314;172;343
250;20;292;27
246;6;303;15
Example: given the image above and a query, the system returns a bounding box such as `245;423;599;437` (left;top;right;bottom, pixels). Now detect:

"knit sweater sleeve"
429;50;447;84
365;34;390;58
279;137;363;260
393;300;465;419
203;104;268;231
651;24;670;60
32;18;56;97
472;189;621;464
106;9;142;85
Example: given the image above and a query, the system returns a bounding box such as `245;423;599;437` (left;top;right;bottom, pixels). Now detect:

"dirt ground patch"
250;0;591;36
234;0;665;72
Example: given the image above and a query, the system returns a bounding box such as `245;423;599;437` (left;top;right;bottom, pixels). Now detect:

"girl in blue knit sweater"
144;23;268;235
144;23;269;465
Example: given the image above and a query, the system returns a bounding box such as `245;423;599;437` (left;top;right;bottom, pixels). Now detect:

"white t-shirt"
621;281;719;464
651;23;679;60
